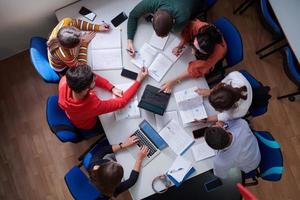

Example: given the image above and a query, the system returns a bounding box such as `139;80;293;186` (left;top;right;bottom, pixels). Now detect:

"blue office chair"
30;37;60;83
204;0;217;10
46;95;102;143
207;17;243;83
65;166;109;200
242;131;284;186
277;47;300;102
239;70;271;117
256;0;287;59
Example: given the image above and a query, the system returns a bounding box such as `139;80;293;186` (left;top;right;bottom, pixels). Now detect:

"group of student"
47;0;261;198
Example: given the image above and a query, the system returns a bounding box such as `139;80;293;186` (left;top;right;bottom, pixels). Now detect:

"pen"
169;168;183;174
102;20;109;27
126;49;138;53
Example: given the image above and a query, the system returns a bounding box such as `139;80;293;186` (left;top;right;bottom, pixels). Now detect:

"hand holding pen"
101;20;110;31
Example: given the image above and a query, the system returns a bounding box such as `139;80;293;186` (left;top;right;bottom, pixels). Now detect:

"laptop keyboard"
132;130;158;158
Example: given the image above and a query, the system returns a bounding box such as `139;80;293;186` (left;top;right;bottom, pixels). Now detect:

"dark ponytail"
209;83;247;111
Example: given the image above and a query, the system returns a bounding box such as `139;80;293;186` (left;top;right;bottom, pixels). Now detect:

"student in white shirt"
195;71;252;124
204;118;261;178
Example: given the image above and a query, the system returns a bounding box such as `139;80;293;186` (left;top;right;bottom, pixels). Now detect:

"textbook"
90;29;123;70
131;36;186;82
174;87;208;125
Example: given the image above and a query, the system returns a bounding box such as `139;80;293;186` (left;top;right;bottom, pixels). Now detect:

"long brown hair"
209;83;247;111
89;161;124;197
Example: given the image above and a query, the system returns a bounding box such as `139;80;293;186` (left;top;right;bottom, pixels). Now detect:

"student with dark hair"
161;19;227;93
47;18;110;73
58;64;148;131
88;135;149;198
195;71;252;124
127;0;205;56
204;119;261;178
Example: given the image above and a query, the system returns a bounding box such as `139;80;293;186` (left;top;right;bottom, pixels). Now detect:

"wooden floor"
1;0;300;199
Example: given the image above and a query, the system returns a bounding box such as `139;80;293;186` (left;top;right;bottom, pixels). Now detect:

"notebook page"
90;29;121;49
149;32;169;50
148;53;173;82
131;43;158;68
164;37;187;62
191;142;216;162
92;48;122;70
155;110;179;131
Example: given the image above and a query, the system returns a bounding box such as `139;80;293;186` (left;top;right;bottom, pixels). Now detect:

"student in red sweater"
58;64;148;130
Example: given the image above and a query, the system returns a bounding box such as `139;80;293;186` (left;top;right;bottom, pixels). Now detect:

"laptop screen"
139;120;168;150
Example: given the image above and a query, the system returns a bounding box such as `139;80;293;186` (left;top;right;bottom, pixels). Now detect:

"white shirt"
213;119;261;179
217;71;253;122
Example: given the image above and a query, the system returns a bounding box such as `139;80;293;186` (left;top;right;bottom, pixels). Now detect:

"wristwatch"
119;142;123;149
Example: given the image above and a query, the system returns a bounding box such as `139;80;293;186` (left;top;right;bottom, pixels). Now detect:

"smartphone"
79;7;96;21
192;127;208;139
111;12;128;27
121;68;138;80
204;178;223;192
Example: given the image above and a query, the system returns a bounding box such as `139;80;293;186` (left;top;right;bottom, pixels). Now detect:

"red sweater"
58;75;141;129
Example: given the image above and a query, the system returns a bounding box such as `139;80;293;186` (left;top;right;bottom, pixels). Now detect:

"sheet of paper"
113;83;140;120
149;32;169;50
163;36;187;62
191;142;216;162
131;43;158;68
90;29;121;49
92;48;122;70
155;110;179;131
148;53;173;82
159;120;195;155
167;156;193;183
174;87;207;124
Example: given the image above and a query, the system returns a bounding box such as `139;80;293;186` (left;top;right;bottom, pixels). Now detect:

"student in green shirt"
127;0;205;57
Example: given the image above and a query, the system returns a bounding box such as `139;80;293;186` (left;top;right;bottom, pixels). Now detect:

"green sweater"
127;0;204;40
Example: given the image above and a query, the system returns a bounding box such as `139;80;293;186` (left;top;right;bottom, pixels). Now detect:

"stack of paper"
191;142;216;162
158;120;195;155
155;110;179;131
112;83;140;121
166;156;195;187
90;29;123;70
130;35;186;82
174;87;208;125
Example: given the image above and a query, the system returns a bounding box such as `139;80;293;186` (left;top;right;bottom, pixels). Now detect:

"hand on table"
112;87;123;97
81;31;96;44
123;135;139;148
127;40;136;57
136;67;148;82
100;24;110;32
160;80;176;93
194;88;211;97
172;46;184;56
137;146;149;160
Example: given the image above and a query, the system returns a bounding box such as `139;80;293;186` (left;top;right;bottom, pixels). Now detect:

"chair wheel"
288;96;295;102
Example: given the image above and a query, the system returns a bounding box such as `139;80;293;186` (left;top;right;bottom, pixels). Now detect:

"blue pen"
169;168;184;174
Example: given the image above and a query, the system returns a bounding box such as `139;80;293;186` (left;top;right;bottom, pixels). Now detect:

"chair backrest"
283;47;300;86
205;0;217;10
46;95;80;143
65;166;108;200
213;17;243;68
83;138;110;170
236;183;258;200
260;0;282;36
254;131;284;181
239;70;271;117
30;37;60;83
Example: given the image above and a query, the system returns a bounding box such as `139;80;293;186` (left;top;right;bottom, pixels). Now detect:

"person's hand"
137;146;149;160
195;88;211;97
160;80;177;93
100;24;110;32
123;135;139;148
112;87;123;97
127;40;136;57
172;46;183;56
215;121;225;128
81;31;96;44
136;67;148;82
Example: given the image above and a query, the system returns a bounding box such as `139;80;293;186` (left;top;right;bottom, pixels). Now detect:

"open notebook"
90;29;122;70
131;37;185;82
112;83;140;121
174;87;208;125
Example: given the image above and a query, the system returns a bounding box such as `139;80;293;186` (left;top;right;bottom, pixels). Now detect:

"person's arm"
112;135;139;153
72;19;109;32
55;48;82;68
94;74;114;91
127;0;157;40
160;71;191;93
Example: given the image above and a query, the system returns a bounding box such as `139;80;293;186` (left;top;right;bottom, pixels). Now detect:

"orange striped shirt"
47;18;102;71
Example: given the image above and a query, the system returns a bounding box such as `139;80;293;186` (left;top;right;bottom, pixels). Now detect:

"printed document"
155;110;179;131
148;53;173;82
191;142;216;162
113;83;140;121
149;32;169;50
164;37;186;62
159;120;195;155
174;87;208;125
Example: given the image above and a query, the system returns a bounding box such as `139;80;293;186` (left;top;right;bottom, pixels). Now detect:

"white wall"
0;0;78;60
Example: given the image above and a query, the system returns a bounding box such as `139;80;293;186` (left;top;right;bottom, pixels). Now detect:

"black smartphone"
111;12;128;27
121;68;138;80
192;127;208;139
204;178;223;192
79;7;96;21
